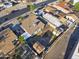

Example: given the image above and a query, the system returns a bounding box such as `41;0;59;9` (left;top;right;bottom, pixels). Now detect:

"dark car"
11;9;20;13
11;1;19;6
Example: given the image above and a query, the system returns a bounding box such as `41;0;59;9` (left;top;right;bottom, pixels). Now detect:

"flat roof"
21;13;45;35
67;14;78;20
0;28;17;55
43;6;56;12
43;13;62;27
33;42;45;54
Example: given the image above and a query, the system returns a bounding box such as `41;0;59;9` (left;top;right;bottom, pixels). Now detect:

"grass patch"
74;2;79;11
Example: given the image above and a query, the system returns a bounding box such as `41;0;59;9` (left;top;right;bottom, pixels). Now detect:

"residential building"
43;13;62;28
43;6;56;13
49;2;72;14
33;41;45;54
64;14;78;27
59;17;68;25
0;28;18;57
65;14;78;22
12;43;36;59
21;13;45;35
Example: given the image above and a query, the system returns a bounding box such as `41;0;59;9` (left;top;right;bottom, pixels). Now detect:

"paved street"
0;0;56;24
0;3;27;17
43;27;75;59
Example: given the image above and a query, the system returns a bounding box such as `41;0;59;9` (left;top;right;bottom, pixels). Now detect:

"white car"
4;2;12;8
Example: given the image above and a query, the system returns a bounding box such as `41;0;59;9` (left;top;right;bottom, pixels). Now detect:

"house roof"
57;2;67;8
67;14;78;21
59;17;67;25
43;6;56;12
0;28;17;55
21;13;45;35
33;41;45;54
49;2;71;14
43;13;62;27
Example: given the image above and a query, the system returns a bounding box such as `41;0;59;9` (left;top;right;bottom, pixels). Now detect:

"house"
64;14;78;27
65;14;78;22
33;41;45;54
59;17;68;25
43;6;56;13
50;2;71;14
42;13;65;36
53;28;62;36
43;13;62;28
13;43;35;59
0;28;18;57
21;13;45;35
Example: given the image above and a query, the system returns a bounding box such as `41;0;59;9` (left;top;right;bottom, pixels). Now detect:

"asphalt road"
0;0;56;24
43;27;75;59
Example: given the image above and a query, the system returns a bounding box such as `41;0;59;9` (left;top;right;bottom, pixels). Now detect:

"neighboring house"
50;2;71;14
65;14;78;22
21;13;45;36
0;28;18;57
43;13;64;36
65;14;78;27
59;17;68;25
53;28;62;36
43;13;62;28
33;41;45;54
13;43;35;59
43;6;56;13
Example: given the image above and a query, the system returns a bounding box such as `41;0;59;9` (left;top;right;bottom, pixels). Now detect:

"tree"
18;36;25;43
74;2;79;11
27;4;36;11
17;16;24;21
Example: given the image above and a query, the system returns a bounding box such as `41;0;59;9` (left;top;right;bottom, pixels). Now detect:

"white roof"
21;32;31;40
43;13;62;27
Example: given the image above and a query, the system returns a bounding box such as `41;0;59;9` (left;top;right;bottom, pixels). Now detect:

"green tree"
17;16;24;21
74;2;79;11
27;4;36;11
18;36;25;43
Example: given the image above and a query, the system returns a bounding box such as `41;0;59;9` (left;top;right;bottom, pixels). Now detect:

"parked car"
11;9;20;13
4;2;12;8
